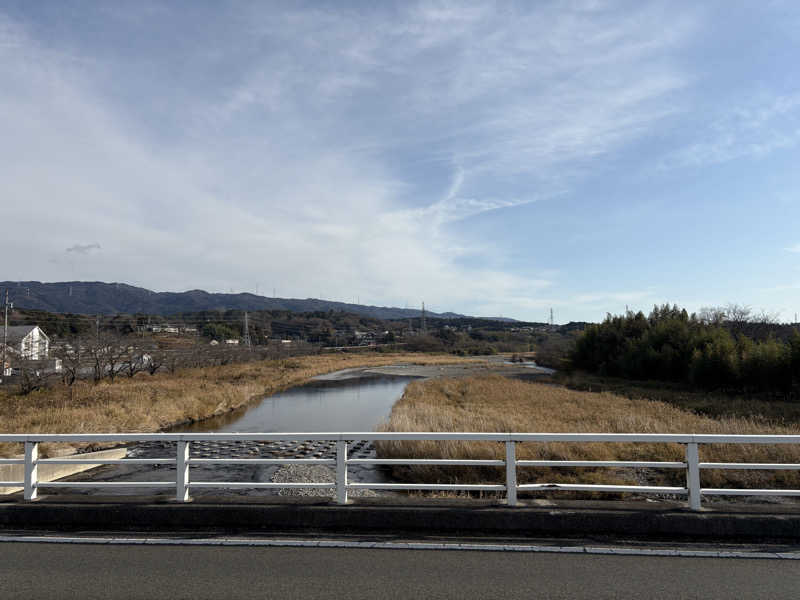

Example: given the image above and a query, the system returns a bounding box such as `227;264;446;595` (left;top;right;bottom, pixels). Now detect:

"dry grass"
0;353;477;457
376;375;800;491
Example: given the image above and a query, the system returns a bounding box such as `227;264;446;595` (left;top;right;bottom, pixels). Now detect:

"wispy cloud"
661;92;800;169
66;243;101;254
786;243;800;253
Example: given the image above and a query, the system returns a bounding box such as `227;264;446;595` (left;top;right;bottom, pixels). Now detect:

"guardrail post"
336;440;348;504
24;441;38;501
176;440;190;502
686;442;701;511
505;440;517;506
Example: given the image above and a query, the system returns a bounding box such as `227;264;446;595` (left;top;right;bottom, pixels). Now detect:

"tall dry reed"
376;375;800;490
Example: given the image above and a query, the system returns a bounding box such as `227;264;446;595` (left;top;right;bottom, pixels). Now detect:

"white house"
2;325;50;360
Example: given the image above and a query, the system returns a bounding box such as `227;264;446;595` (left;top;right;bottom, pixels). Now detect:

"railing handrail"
3;432;800;510
2;432;800;443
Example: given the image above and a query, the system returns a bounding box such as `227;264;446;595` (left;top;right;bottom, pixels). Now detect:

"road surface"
1;542;798;599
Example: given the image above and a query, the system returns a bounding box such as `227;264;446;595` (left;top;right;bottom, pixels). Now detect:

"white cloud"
0;4;700;319
786;244;800;253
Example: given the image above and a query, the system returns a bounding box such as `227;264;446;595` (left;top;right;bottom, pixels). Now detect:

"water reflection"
173;375;418;433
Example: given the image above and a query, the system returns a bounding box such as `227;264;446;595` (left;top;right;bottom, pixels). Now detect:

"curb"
3;501;800;540
1;535;799;559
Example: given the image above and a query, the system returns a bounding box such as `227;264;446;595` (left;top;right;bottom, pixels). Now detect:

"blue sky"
2;1;800;322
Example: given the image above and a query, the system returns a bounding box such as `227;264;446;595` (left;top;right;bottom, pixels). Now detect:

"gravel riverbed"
271;464;378;497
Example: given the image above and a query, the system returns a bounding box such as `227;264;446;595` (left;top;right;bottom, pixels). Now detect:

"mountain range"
0;281;483;320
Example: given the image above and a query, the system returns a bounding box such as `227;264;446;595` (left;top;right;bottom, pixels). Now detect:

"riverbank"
376;375;800;493
0;353;482;457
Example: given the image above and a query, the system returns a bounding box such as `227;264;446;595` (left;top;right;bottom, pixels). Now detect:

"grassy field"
376;375;800;491
0;353;477;457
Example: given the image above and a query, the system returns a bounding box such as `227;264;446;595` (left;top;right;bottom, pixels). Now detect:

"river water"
172;374;417;434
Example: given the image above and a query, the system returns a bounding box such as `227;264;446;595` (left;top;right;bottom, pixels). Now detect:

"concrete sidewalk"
2;496;800;541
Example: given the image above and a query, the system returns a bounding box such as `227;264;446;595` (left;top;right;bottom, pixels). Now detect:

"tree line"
570;304;800;394
11;333;318;395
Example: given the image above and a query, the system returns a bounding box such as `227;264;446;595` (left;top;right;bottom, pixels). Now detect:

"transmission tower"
2;290;11;377
243;311;252;350
549;308;554;327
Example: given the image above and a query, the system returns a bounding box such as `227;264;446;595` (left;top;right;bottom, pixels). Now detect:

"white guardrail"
2;433;800;510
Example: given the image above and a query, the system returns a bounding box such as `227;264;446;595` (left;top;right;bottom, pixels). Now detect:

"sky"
2;1;800;323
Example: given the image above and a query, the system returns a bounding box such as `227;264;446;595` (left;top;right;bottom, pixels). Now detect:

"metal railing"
2;433;800;510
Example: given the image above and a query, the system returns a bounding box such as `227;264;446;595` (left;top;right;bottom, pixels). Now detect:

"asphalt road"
2;543;799;599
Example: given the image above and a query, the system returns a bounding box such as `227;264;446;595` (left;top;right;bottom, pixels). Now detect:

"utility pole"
2;290;11;377
421;302;427;333
549;308;554;327
243;312;252;350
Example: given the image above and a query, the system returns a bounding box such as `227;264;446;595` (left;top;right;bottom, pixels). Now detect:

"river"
172;372;418;434
52;361;554;497
58;372;419;496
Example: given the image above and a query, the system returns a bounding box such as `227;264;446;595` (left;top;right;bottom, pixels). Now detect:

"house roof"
3;325;41;343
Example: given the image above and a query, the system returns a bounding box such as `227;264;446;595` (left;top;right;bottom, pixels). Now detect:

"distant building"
2;325;50;360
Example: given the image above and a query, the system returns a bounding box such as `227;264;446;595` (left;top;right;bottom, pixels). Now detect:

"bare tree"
85;332;128;383
724;303;752;337
120;340;148;378
697;306;728;326
103;335;129;382
145;344;166;375
699;304;781;341
52;337;85;387
164;348;188;374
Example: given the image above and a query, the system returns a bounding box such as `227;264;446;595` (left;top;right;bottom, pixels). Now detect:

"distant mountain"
0;281;468;320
